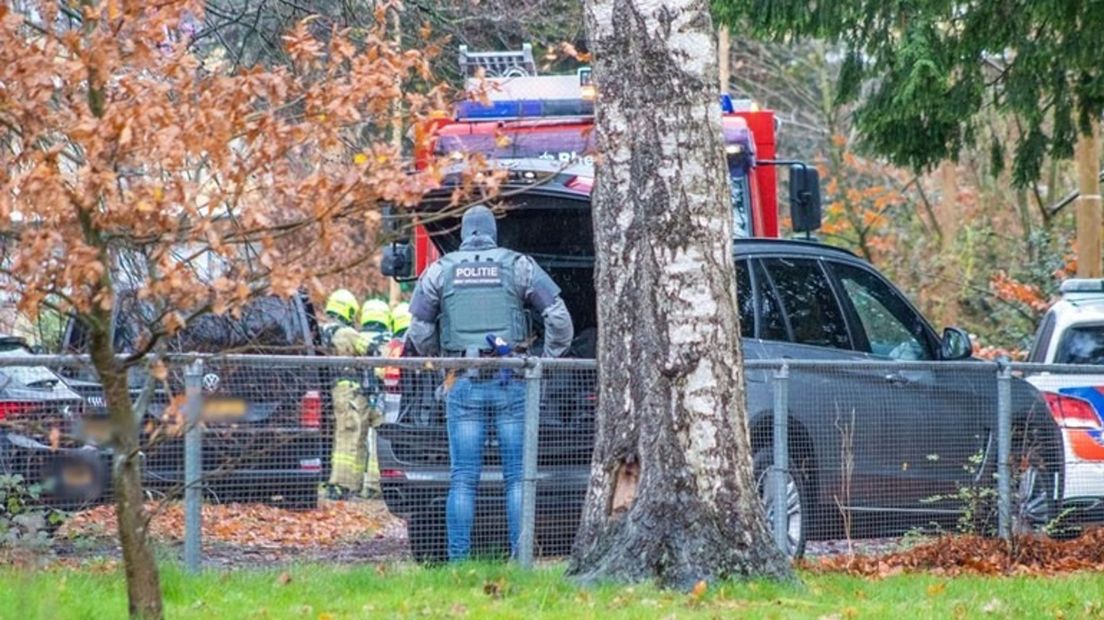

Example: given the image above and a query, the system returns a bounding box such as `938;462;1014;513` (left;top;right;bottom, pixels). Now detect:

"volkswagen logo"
202;373;221;393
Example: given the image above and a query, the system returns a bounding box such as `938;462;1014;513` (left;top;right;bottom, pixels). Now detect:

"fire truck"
389;44;822;278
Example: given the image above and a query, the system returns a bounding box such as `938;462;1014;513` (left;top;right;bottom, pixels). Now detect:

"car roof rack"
459;43;537;78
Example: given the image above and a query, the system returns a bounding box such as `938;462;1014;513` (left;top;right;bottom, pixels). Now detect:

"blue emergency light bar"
458;93;753;122
456;99;594;120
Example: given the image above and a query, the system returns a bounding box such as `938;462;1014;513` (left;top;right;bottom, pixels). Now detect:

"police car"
1027;278;1104;511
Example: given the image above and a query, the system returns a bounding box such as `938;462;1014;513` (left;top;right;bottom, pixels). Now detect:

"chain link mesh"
3;354;1103;567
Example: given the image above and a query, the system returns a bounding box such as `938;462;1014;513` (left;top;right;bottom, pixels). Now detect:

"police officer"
321;289;369;500
408;205;573;561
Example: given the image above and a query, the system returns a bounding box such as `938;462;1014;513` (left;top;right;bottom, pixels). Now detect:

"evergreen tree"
712;1;1104;185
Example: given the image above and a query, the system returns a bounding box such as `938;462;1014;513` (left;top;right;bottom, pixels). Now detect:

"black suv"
62;293;331;510
377;176;1057;560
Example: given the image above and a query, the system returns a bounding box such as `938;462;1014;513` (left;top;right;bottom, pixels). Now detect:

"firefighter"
321;289;359;341
390;301;412;340
322;289;369;500
358;297;392;497
359;298;393;355
407;205;574;560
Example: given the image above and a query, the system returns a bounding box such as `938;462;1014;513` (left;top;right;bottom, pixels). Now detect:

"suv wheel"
1011;426;1076;538
408;512;447;563
754;449;808;559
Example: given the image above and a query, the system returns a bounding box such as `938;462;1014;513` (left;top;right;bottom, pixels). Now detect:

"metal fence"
3;353;1104;569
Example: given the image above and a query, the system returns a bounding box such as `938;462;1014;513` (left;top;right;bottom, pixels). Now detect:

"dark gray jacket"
408;234;574;358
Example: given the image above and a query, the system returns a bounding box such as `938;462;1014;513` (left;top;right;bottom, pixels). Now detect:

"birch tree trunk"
568;0;791;588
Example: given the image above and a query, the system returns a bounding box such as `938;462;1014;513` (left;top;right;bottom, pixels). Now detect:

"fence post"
996;359;1013;542
771;363;790;555
183;359;204;573
517;359;542;568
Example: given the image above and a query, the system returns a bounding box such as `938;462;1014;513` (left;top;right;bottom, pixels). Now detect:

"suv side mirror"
941;327;973;360
789;165;822;234
380;243;413;279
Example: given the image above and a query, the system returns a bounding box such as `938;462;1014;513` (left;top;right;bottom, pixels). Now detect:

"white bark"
569;0;790;588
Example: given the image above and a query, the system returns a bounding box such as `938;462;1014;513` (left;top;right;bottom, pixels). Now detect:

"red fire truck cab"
397;46;822;277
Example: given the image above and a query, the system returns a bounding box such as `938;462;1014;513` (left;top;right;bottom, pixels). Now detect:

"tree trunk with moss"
568;0;791;588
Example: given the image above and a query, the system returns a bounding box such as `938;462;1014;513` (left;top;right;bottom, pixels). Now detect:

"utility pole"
718;26;730;93
937;161;958;250
388;3;404;307
1076;121;1102;278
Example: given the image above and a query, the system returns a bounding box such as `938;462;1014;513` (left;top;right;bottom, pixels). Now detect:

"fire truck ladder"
459;43;537;78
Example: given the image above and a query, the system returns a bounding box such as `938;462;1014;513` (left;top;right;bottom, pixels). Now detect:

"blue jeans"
446;376;525;561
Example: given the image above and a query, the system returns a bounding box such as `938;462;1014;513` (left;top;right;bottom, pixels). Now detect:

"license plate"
202;399;247;421
62;463;94;487
82;418;112;444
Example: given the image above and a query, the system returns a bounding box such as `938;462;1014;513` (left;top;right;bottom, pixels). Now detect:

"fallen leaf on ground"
59;500;400;549
801;527;1104;577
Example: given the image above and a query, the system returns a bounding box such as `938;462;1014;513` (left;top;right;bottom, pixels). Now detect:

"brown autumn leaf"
800;527;1104;578
276;572;292;586
59;500;400;549
483;578;508;599
690;579;708;599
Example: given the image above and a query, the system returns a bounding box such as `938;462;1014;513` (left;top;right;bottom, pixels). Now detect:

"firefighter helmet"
324;289;359;325
360;298;392;333
390;302;412;336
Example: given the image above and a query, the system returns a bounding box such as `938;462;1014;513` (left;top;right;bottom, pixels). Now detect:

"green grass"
3;562;1104;619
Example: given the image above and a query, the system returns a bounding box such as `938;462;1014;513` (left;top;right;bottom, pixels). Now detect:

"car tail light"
0;401;33;422
380;469;406;480
1044;392;1103;430
384;339;402;393
299;391;322;428
565;175;593;194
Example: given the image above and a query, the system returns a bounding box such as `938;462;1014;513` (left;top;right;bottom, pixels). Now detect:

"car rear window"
1029;311;1057;363
171;297;303;353
1054;324;1104;365
421;195;593;259
90;295;307;355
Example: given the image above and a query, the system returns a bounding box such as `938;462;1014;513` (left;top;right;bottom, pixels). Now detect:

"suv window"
831;262;933;360
752;260;788;341
1054;324;1104;365
735;260;753;338
1028;311;1057;363
63;295;312;354
761;257;850;350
